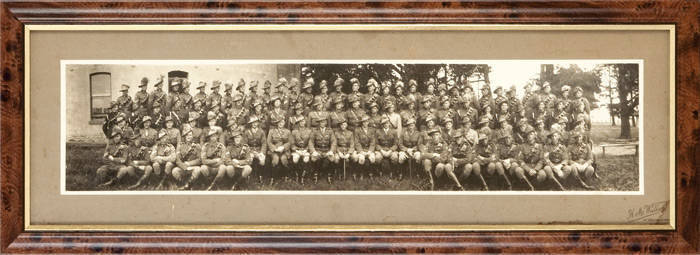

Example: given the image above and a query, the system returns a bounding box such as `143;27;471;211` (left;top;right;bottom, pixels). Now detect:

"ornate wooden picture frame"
1;1;698;253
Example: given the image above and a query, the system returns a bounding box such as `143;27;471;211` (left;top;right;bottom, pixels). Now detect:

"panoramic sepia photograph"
62;60;641;192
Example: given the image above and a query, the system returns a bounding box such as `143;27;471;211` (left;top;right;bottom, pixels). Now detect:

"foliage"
538;64;603;109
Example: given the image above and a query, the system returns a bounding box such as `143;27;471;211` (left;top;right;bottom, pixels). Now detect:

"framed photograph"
2;1;698;254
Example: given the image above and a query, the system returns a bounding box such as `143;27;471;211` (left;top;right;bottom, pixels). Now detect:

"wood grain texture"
1;0;698;253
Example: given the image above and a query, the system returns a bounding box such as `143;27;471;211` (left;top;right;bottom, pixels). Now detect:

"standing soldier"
405;79;421;109
223;131;254;190
353;115;376;179
361;79;379;111
288;102;308;129
383;101;402;135
367;102;382;130
102;101;120;139
290;116;312;183
567;132;595;189
96;128;129;187
478;84;494;116
298;78;315;114
506;86;523;124
380;81;396;110
206;80;223;112
417;97;436;131
332;118;354;180
394;81;406;110
261;80;272;111
493;87;507;110
309;97;329;129
543;131;569;191
267;117;291;183
243;80;258;109
172;126;202;190
346;95;366;131
329;97;347;130
399;98;417;127
150;101;165;130
309;117;336;183
435;96;455;128
559;85;573;117
116;84;133;116
374;117;399;178
315;80;331;110
148;76;166;113
540;82;557;111
455;98;478;130
268;95;287;129
518;126;545;188
572;86;591;114
167;80;186;118
244;116;268;183
200;129;226;191
329;77;347;107
421;81;436;111
133;77;150;119
194;81;208;107
348;78;364;109
150;130;177;190
275;78;291;110
287;78;300;111
221;82;235;112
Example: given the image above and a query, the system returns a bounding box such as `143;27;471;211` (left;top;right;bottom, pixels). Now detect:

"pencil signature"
626;200;669;223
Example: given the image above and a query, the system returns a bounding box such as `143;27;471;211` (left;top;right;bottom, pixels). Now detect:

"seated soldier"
374;117;399;178
543;131;569;191
290;116;312;184
267;117;291;183
518;126;546;188
332;118;354;180
472;130;495;191
494;131;520;190
352;115;377;180
419;129;462;190
567;132;596;189
150;129;177;190
200;129;226;190
122;133;154;190
173;126;202;190
398;117;422;169
96;128;130;187
211;130;253;190
451;130;479;190
309;118;336;184
244;116;267;184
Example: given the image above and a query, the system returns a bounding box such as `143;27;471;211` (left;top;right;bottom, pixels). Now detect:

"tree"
539;64;602;110
611;63;639;139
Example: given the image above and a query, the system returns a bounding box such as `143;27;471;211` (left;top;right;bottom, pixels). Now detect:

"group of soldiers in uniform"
96;73;598;191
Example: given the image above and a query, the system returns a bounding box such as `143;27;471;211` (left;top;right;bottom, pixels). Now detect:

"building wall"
65;64;296;141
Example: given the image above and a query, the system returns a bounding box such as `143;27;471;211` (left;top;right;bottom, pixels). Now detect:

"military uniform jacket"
419;138;451;163
496;143;520;160
221;94;234;111
334;129;354;153
148;89;166;111
205;92;223;111
244;128;267;152
225;144;253;165
200;126;222;144
329;111;347;129
225;107;249;128
247;111;268;130
133;91;149;116
297;93;314;110
310;127;336;152
521;92;537;112
193;92;207;105
117;94;133;115
150;112;165;129
544;143;568;164
315;94;331;110
375;128;398;151
404;92;421;108
459;128;479;148
451;139;476;160
103;142;128;165
127;143;151;163
541;93;557;110
201;142;225;161
361;92;378;109
220;126;244;146
308;110;329;128
291;128;312;151
519;143;543;165
476;142;496;159
329;92;347;107
267;128;291;152
288;115;309;129
139;128;158;147
456;107;478;129
441;128;458;145
368;113;382;129
574;97;591;113
165;92;180;114
567;143;591;162
399;128;421;151
150;143;176;162
268;108;288;128
345;108;367;128
354;127;376;152
177;142;202;162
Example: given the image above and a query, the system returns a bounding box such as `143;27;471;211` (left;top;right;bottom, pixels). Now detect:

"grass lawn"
65;124;640;192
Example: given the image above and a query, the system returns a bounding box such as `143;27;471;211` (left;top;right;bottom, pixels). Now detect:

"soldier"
221;82;235;112
224;94;248;129
163;114;181;147
528;100;548;127
435;96;455;128
451;127;478;190
206;80;223;112
113;115;135;143
244;116;268;178
405;79;421;110
448;80;462;109
201;111;222;144
275;78;291;110
148;76;166;113
421;82;436;111
172;126;202;190
315;80;331;110
348;78;363;108
193;81;207;108
290;116;312;183
399;98;417;126
118;132;152;189
362;79;380;111
473;129;496;191
346;95;366;131
493;131;518;190
380;81;396;110
248;99;269;131
441;118;457;145
150;101;165;130
309;116;336;183
133;77;150;119
200;129;226;191
383;101;402;135
457;117;479;148
353;115;376;179
397;117;422;171
436;83;448;99
287;78;301;111
116;84;133;116
477;84;494;115
96;128;129;187
102;101;121;138
374;117;399;179
366;101;382;130
417;97;436;131
222;131;254;190
542;131;569;191
332;118;354;180
298;78;315;114
518;126;545;188
521;83;537;114
419;129;460;190
150;129;177;190
567;132;595;189
572;86;590;114
559;85;573;116
167;80;188;119
329;97;347;130
506;86;523;123
394;81;406;109
267;117;291;183
288;102;308;129
495;100;513;129
540;82;557;111
535;117;548;144
262;80;272;110
329;77;347;107
139;116;158;148
309;97;329;129
268;95;287;129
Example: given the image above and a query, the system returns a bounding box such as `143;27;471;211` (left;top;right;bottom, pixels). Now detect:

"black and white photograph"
61;60;642;193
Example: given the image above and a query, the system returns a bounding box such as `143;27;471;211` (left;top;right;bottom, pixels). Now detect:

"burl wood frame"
1;1;698;253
